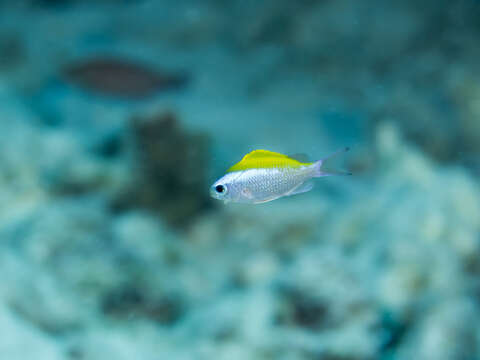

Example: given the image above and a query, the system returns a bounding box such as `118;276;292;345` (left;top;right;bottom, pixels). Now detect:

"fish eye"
215;184;226;194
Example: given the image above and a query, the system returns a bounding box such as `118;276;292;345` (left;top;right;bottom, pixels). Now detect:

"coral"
0;303;63;360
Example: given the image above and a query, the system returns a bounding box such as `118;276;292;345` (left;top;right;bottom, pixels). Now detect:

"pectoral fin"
286;181;314;196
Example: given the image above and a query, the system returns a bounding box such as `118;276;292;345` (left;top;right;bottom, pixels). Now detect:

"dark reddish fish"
63;57;188;99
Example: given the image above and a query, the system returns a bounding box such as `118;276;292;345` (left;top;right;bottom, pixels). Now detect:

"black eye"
215;184;225;193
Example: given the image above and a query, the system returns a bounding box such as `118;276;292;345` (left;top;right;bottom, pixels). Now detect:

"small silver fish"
210;148;350;204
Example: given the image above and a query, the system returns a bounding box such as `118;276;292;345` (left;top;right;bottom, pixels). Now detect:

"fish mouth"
209;187;221;200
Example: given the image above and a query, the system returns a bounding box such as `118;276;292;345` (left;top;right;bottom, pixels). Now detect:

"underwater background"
1;0;480;359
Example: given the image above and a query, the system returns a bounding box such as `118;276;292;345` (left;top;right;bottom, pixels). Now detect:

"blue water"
0;1;479;359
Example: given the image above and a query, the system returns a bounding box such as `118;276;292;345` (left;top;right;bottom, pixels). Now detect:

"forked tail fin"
313;147;352;177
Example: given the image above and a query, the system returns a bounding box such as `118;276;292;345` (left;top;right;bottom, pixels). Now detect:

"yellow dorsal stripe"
227;149;313;172
241;149;288;160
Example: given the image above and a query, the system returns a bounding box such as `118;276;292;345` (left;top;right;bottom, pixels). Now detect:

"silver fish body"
210;147;350;204
210;164;319;204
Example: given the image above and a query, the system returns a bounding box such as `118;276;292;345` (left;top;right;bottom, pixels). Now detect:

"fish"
63;57;189;99
210;148;351;204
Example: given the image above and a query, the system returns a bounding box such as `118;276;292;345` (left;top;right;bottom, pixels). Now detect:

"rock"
114;111;213;227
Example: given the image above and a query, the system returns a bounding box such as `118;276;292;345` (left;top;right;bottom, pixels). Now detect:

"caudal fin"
313;147;352;177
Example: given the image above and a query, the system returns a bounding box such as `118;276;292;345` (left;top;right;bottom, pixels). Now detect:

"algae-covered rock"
115;111;213;227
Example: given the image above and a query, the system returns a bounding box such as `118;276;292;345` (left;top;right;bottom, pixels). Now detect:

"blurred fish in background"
63;57;188;98
0;0;480;360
